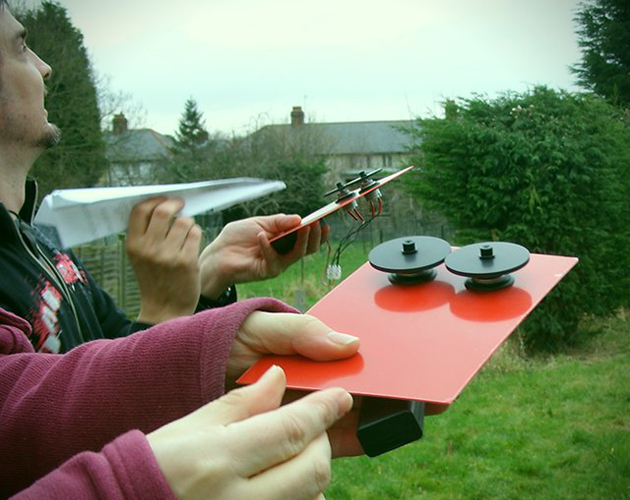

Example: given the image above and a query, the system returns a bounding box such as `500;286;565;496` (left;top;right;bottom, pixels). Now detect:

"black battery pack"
357;397;425;457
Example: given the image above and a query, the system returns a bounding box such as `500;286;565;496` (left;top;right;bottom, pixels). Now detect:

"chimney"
112;113;128;135
290;106;305;127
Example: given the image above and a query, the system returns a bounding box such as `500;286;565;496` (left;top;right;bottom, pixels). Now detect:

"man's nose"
39;59;52;80
32;51;52;80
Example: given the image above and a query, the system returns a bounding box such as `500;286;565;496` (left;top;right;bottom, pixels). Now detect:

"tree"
405;87;630;352
165;98;211;182
238;123;330;216
175;98;209;146
96;71;147;131
17;1;108;198
159;111;330;219
572;0;630;108
252;157;327;217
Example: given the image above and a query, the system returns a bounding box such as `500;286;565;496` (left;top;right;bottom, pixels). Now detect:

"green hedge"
404;87;630;351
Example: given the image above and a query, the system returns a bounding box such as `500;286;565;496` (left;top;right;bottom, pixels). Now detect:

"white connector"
326;265;342;280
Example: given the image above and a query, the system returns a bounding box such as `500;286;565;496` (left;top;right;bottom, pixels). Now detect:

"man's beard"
0;104;62;151
37;122;61;149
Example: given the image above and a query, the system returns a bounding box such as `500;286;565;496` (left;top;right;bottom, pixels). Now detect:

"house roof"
260;120;417;155
105;129;174;163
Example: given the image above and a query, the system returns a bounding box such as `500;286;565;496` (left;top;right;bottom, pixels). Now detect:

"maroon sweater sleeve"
0;299;297;498
10;430;176;500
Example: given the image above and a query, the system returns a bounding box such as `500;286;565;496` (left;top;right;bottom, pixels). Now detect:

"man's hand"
198;214;329;299
227;311;363;458
126;197;202;324
227;311;360;381
148;366;354;500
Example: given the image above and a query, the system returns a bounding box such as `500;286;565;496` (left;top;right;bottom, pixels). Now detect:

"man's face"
0;8;59;152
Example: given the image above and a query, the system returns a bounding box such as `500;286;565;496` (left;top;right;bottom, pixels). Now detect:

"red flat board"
269;166;415;244
239;253;577;410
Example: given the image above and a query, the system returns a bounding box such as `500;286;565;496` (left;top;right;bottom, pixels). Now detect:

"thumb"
242;312;361;361
259;214;302;234
201;365;287;426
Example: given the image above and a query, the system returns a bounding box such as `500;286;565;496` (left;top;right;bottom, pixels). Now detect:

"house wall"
324;152;413;184
106;160;165;186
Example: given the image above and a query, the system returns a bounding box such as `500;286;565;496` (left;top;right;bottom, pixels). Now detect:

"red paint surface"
239;253;577;409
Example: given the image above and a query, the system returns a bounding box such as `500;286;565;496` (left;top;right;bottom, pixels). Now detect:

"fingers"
131;197;185;240
305;221;322;255
248;433;332;500
204;365;287;426
258;230;281;266
320;222;330;245
144;198;186;242
257;226;310;272
328;397;361;454
149;365;347;500
180;223;203;259
228;386;353;478
127;197;201;257
256;214;302;234
127;196;168;237
328;429;364;458
282;220;326;260
260;214;316;253
285;391;364;458
290;225;312;259
239;311;360;361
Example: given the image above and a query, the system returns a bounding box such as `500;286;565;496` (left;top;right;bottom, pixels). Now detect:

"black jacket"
0;181;148;353
0;180;237;353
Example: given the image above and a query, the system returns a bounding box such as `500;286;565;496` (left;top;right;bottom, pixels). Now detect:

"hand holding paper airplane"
126;196;204;323
34;177;286;248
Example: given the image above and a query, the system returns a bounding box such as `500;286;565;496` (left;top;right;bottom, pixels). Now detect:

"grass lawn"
241;243;630;500
237;240;373;311
328;311;630;500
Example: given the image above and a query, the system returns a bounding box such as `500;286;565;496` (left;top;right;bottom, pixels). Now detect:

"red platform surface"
239;253;577;409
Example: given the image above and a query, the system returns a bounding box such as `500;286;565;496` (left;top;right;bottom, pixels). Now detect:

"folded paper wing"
238;253;577;410
35;178;286;248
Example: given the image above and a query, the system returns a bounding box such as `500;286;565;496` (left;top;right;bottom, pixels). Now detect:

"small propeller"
324;168;383;199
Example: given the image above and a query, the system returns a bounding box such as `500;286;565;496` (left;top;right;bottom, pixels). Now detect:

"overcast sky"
40;0;583;136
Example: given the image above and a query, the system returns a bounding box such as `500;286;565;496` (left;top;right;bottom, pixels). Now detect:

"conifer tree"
174;98;209;147
572;0;630;107
166;98;211;182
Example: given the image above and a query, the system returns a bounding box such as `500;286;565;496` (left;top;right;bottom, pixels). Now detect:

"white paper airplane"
34;178;286;248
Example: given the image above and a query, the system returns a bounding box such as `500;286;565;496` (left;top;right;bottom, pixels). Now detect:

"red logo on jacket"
29;281;63;354
54;253;87;286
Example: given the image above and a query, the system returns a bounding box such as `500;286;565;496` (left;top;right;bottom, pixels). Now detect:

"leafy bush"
404;87;630;351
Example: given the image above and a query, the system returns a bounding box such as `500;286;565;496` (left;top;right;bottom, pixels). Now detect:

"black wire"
331;212;378;268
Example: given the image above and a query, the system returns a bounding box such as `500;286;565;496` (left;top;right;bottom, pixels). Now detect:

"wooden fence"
73;205;450;317
73;235;142;318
